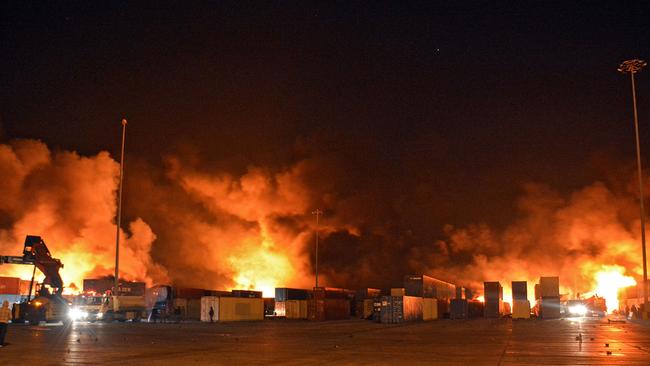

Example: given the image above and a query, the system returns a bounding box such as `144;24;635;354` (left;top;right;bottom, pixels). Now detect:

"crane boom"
0;235;64;295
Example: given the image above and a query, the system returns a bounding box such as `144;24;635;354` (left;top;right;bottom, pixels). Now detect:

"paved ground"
1;317;649;365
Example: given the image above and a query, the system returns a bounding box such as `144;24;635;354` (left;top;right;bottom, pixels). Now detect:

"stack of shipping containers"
538;277;560;319
484;281;504;318
511;281;530;319
450;287;468;319
274;288;309;317
404;275;455;318
356;288;381;319
308;287;350;321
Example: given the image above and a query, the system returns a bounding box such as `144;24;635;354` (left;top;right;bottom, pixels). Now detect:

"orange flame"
593;265;636;313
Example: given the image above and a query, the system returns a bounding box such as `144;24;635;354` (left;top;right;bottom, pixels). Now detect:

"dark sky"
1;1;649;230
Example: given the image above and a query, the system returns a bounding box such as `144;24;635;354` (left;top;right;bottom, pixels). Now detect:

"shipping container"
512;281;527;301
483;282;503;301
275;288;309;302
186;298;201;319
512;299;530;319
390;288;406;297
403;296;423;321
308;298;349;321
437;298;451;318
219;297;264;321
356;299;374;319
485;299;504;318
450;299;468;319
356;288;381;299
468;300;484;318
539;277;560;298
403;275;456;300
82;278;146;296
0;277;20;295
423;298;438;321
312;287;351;300
231;289;263;298
19;280;33;296
379;296;422;323
174;287;210;299
540;296;561;319
200;296;219;322
379;296;403;323
285;299;308;319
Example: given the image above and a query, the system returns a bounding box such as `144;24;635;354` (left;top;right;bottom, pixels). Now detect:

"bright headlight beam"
569;304;588;316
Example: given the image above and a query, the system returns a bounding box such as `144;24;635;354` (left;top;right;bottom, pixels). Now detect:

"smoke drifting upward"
424;181;645;302
0;139;167;289
0;137;644;303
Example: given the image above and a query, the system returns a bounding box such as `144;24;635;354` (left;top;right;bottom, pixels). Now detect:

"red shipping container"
0;277;20;295
19;280;33;296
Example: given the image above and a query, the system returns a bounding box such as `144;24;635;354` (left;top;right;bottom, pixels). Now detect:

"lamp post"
114;118;127;294
618;59;648;319
312;209;323;288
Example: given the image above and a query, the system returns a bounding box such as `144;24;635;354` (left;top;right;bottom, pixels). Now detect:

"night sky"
1;2;650;287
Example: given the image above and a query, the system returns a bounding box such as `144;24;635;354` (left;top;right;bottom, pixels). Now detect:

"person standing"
209;306;215;323
0;301;11;347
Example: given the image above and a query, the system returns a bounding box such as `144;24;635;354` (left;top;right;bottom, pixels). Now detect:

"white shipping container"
201;296;220;322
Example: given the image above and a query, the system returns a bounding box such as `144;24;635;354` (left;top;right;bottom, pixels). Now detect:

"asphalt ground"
1;317;649;365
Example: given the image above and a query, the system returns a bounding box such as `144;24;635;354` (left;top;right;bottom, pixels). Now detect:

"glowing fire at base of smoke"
228;247;296;298
593;266;636;313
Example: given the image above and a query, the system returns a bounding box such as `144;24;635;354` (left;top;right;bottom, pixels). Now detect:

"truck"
0;235;70;324
98;295;147;322
69;278;147;322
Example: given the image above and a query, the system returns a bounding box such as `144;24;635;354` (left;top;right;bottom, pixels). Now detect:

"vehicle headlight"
69;307;86;321
97;312;103;319
569;304;588;316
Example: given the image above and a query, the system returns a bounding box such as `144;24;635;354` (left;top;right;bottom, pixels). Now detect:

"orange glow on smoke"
593;265;636;313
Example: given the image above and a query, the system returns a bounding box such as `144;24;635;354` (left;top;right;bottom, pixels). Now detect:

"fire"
593;265;636;313
228;245;295;298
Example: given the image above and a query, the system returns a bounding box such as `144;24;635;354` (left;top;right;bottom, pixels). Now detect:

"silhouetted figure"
0;301;11;347
209;306;215;323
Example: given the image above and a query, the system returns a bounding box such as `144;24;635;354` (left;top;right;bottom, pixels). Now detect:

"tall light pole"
312;209;323;288
114;118;127;294
618;59;648;319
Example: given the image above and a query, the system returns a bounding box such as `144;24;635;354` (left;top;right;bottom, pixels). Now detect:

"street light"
312;209;323;288
114;118;127;294
618;59;648;319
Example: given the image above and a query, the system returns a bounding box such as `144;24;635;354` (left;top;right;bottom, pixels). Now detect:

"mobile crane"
0;235;69;324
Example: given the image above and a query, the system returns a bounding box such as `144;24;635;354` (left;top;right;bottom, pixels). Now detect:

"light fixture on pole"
618;59;648;319
114;118;127;295
312;209;323;288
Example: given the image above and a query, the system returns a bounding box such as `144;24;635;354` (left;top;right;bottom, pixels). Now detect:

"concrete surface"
1;317;649;365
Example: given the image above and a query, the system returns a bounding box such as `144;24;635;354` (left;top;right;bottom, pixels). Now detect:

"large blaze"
0;139;646;309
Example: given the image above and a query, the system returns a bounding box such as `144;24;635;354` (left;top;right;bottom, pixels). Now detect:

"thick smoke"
0;139;167;288
429;181;644;300
0;138;644;300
